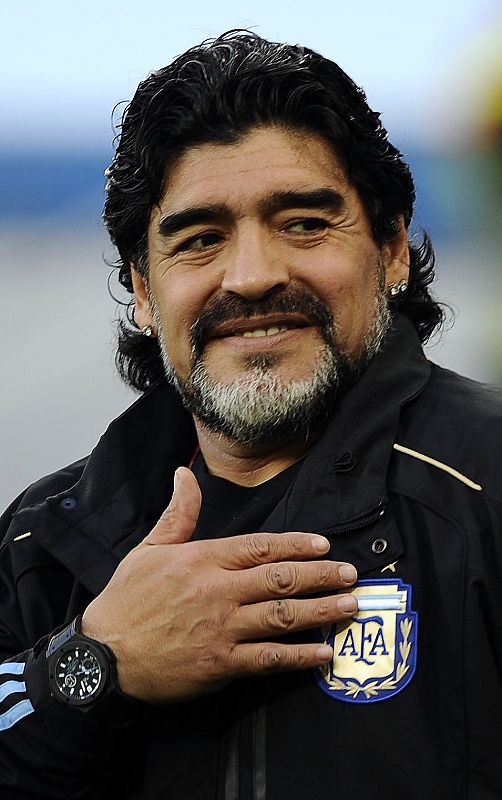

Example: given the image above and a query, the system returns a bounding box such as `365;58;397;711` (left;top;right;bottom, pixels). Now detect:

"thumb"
144;467;202;545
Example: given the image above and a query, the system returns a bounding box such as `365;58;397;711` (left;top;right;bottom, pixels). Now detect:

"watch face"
53;644;105;705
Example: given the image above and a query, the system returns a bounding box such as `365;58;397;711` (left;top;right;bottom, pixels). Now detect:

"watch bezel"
48;637;110;707
47;617;119;711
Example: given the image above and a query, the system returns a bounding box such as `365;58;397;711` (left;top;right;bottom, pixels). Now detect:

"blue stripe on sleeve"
0;699;34;731
0;681;26;703
0;663;25;676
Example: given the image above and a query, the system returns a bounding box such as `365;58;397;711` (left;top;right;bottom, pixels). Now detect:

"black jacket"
1;315;502;799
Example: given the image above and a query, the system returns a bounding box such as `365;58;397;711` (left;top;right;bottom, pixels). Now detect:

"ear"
131;266;154;332
382;218;410;287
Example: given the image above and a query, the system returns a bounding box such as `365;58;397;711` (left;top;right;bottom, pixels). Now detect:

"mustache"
190;287;335;359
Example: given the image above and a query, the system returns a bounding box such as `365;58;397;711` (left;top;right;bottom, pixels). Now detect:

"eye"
178;232;222;252
285;217;330;234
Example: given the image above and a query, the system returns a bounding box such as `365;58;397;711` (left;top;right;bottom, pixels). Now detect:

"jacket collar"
22;314;429;595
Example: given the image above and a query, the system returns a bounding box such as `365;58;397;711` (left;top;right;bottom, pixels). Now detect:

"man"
0;30;501;800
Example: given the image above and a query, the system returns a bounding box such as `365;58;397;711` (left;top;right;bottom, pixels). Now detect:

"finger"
210;531;331;570
226;593;357;639
228;641;334;677
144;467;202;545
230;559;358;604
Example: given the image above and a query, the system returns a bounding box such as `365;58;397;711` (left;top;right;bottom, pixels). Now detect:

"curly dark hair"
104;30;444;392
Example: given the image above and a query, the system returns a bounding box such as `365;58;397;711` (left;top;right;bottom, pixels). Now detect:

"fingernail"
338;564;357;584
316;644;333;662
312;535;330;552
338;594;358;613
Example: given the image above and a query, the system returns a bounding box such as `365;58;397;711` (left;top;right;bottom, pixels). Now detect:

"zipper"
253;704;266;800
224;704;259;800
235;703;266;800
223;718;239;800
318;501;386;537
238;711;254;800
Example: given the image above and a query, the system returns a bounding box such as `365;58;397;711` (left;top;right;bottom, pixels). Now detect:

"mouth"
208;314;312;341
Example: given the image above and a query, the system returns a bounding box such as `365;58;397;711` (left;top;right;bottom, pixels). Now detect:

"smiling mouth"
240;323;299;338
209;315;311;341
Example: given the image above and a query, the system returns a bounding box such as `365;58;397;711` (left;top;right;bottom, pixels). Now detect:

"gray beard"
152;282;391;447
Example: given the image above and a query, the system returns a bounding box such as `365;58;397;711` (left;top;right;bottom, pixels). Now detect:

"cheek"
150;275;211;367
159;300;194;348
300;240;378;295
309;267;375;316
305;252;380;347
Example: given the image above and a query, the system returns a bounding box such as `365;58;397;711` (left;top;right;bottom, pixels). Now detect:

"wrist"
80;610;139;701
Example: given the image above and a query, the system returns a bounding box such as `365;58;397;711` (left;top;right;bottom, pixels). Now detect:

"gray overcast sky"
1;0;500;151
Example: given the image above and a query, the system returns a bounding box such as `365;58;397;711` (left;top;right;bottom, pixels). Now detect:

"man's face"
133;125;408;443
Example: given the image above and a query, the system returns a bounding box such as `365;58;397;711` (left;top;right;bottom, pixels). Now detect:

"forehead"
157;126;351;212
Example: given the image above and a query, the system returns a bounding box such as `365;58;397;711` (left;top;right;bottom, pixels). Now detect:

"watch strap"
46;615;81;659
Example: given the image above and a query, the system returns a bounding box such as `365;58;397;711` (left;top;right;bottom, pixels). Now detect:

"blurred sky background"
1;0;501;509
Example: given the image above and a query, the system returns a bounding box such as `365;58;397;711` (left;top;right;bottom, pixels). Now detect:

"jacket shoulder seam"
393;443;482;491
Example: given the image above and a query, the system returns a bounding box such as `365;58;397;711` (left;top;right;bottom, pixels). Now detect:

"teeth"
242;325;290;338
243;329;267;338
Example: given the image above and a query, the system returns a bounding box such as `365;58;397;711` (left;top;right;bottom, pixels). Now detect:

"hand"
81;467;358;703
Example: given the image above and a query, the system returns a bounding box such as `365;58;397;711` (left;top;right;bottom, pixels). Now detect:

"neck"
194;420;317;486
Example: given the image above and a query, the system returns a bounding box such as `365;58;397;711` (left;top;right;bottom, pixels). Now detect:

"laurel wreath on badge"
322;618;413;700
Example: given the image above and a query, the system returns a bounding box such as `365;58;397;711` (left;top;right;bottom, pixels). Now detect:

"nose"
221;224;290;300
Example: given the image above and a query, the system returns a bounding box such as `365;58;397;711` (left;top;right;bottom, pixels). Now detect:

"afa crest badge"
317;578;418;703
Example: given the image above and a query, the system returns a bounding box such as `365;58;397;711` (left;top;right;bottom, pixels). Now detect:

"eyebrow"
259;188;346;216
157;205;230;239
157;188;346;239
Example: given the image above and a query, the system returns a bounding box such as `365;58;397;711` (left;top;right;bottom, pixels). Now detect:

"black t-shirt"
191;452;302;541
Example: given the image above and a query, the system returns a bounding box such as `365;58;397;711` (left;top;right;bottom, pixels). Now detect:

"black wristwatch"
46;616;122;713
